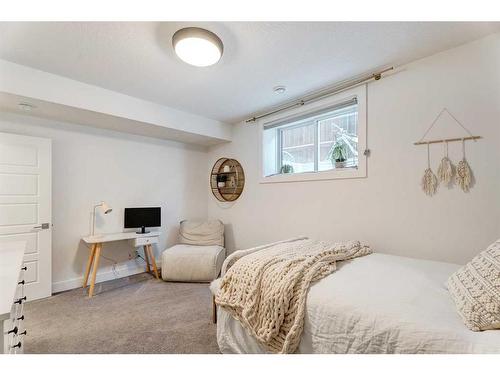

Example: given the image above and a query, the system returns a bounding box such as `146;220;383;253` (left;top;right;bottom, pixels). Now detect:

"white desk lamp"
91;201;112;236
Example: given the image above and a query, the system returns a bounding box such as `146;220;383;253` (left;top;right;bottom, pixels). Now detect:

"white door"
0;132;52;301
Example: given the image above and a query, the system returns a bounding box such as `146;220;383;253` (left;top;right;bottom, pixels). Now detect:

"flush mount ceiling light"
172;27;223;67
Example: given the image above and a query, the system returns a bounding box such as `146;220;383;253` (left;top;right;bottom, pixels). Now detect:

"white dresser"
1;241;28;354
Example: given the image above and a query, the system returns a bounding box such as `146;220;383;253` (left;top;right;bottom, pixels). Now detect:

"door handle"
33;223;50;230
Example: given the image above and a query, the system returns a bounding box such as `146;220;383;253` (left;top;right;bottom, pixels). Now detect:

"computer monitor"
124;207;161;234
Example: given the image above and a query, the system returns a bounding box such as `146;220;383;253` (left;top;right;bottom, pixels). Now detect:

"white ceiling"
0;22;498;124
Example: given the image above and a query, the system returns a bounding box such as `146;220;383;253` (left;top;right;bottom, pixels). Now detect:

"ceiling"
0;22;498;124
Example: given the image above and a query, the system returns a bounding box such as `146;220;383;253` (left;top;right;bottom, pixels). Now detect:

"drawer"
4;321;18;353
9;300;23;325
15;317;27;342
14;279;25;301
13;302;25;325
10;336;23;354
3;319;15;354
131;236;158;247
5;306;26;354
2;265;27;354
17;265;26;283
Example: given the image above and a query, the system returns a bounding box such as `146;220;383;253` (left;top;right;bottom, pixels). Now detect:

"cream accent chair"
161;220;225;282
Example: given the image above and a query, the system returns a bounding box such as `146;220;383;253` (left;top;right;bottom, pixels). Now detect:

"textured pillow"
447;239;500;331
178;219;224;246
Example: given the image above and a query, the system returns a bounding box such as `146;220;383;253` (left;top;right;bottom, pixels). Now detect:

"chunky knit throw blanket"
215;238;372;353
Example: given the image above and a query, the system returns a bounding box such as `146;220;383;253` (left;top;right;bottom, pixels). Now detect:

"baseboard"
52;261;151;294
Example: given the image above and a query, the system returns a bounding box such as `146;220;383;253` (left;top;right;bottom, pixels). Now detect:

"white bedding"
216;253;500;353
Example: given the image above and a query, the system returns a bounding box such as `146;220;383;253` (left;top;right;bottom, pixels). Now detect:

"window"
277;103;358;174
261;87;366;183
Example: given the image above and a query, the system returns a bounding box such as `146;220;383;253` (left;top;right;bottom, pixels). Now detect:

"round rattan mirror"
210;158;245;202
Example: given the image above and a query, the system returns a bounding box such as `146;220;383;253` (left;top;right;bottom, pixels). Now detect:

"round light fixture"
172;27;223;67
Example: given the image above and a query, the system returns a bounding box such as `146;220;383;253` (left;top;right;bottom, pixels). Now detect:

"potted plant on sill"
280;164;294;174
328;140;348;169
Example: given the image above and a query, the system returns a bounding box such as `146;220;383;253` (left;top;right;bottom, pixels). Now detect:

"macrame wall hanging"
414;108;481;196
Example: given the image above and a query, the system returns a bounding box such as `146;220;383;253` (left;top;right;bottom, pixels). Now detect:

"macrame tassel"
422;169;438;196
437;141;453;186
456;139;472;192
421;143;438;196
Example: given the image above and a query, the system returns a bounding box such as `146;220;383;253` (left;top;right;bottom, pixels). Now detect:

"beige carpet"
23;273;219;354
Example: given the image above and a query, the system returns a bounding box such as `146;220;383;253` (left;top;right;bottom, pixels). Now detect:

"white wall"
207;33;500;265
0;112;208;292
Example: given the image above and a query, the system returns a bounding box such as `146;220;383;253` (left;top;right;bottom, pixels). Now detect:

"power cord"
100;254;120;278
83;243;119;278
83;243;148;278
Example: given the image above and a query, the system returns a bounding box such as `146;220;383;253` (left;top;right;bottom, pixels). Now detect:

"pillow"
178;219;224;247
447;239;500;331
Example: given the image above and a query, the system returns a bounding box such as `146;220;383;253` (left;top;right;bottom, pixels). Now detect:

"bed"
213;251;500;354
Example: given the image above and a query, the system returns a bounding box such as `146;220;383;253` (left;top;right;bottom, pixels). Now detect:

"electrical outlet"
128;250;140;260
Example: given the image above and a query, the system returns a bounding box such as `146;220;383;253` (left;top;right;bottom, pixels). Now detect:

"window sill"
260;166;366;184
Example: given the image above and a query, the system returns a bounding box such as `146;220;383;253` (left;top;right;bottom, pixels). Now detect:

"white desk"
82;231;161;297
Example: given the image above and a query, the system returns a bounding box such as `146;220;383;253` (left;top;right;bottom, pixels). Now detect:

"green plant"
328;140;348;162
280;164;294;174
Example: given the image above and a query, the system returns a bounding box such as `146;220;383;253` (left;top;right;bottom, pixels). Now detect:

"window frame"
259;85;367;184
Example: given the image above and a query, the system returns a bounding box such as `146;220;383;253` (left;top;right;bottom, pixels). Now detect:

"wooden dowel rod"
413;136;481;146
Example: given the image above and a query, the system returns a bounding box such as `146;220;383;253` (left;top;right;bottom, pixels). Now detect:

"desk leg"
88;243;102;298
143;245;151;273
148;245;160;280
83;244;97;288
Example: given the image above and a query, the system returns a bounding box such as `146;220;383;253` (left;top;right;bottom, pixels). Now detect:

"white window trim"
259;85;367;184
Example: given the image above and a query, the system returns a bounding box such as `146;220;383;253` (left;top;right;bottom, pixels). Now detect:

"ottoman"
161;244;226;282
